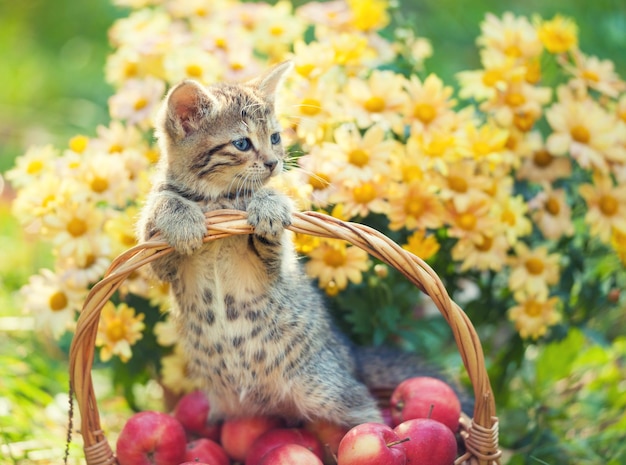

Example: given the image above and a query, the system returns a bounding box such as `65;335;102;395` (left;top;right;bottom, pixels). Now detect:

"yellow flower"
478;12;542;62
528;186;574;240
563;50;626;98
456;122;509;166
508;295;561;340
490;194;533;245
329;177;389;220
322;123;398;184
546;86;622;173
579;173;626;243
445;195;497;245
452;233;510;272
5;145;58;189
387;179;445;231
20;269;85;339
163;46;221;85
160;345;201;395
536;15;578;54
346;0;390;32
97;302;145;362
402;230;440;261
42;192;105;268
402;74;457;135
305;239;370;293
344;70;407;132
516;144;573;184
154;317;178;347
508;243;561;300
611;228;626;265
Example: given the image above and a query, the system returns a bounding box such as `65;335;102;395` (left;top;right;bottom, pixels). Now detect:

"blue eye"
233;138;252;151
270;132;281;145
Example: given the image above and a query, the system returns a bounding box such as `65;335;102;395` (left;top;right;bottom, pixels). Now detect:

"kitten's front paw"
155;202;207;255
247;190;292;239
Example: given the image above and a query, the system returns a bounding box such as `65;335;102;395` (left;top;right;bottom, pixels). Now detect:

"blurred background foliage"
1;0;625;463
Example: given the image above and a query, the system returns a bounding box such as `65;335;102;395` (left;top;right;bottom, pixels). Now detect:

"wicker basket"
68;209;502;465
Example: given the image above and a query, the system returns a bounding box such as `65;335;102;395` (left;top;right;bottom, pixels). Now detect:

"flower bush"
6;0;626;462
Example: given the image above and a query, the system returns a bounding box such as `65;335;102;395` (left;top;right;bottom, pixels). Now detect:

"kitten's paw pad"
247;191;292;238
157;213;206;255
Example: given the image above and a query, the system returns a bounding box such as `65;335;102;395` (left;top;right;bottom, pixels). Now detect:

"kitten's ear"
161;80;215;140
249;60;293;101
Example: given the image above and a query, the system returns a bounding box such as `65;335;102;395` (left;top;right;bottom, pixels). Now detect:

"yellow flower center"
581;69;600;82
533;149;553;168
475;235;493;252
67;217;88;237
26;159;44;175
458;212;477;231
91;176;109;193
413;103;436;124
404;198;424;217
195;7;208;17
215;37;227;49
296;63;315;77
525;60;542;84
524;300;544;317
109;144;124;154
124;62;138;78
230;62;245;71
323;246;347;268
504;44;522;58
325;281;340;297
300;98;322;116
546;196;561;215
270;25;284;36
134;97;148;111
82;254;96;268
186;64;203;78
309;173;330;190
145;148;160;163
501;209;516;226
505;92;526;107
364;96;385;113
348;148;370;167
49;291;68;312
352;183;376;204
570;125;590;144
599;194;618;217
69;135;89;154
482;69;501;87
122;233;137;247
402;165;423;183
472;141;492;157
513;112;535;132
448;175;468;193
106;318;126;342
525;257;545;275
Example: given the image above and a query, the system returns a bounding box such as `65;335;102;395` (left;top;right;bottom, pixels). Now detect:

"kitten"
138;62;451;426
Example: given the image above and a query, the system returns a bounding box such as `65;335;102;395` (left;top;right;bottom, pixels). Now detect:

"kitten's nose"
264;159;278;172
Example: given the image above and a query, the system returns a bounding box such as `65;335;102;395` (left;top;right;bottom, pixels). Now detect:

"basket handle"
68;209;501;465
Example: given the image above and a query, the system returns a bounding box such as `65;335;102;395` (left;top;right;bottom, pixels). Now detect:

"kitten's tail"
354;345;474;415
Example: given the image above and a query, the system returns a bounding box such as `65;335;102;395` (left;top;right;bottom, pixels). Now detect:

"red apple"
173;390;221;441
220;416;284;462
304;420;349;460
184;438;229;465
390;377;461;432
394;418;457;465
116;411;187;465
337;422;406;465
245;428;323;465
178;463;210;465
258;443;324;465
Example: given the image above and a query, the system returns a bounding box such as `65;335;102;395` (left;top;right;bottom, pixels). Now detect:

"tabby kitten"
138;62;435;427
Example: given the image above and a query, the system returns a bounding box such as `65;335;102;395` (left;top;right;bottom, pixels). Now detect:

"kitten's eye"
232;138;252;151
270;132;281;145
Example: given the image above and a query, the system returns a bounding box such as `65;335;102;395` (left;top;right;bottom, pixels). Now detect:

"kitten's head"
156;61;292;199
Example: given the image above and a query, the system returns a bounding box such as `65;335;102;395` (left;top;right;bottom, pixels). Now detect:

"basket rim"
68;209;502;465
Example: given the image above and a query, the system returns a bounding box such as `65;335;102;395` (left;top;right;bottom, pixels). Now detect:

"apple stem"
386;437;410;448
428;404;435;419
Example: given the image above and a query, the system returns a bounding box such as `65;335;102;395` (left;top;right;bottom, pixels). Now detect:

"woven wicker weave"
68;210;502;465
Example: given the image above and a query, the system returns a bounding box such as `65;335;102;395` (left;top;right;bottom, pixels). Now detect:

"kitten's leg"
140;191;207;281
246;188;293;276
292;368;383;427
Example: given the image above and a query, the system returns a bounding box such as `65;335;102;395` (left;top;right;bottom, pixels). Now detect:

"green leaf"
535;328;585;391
